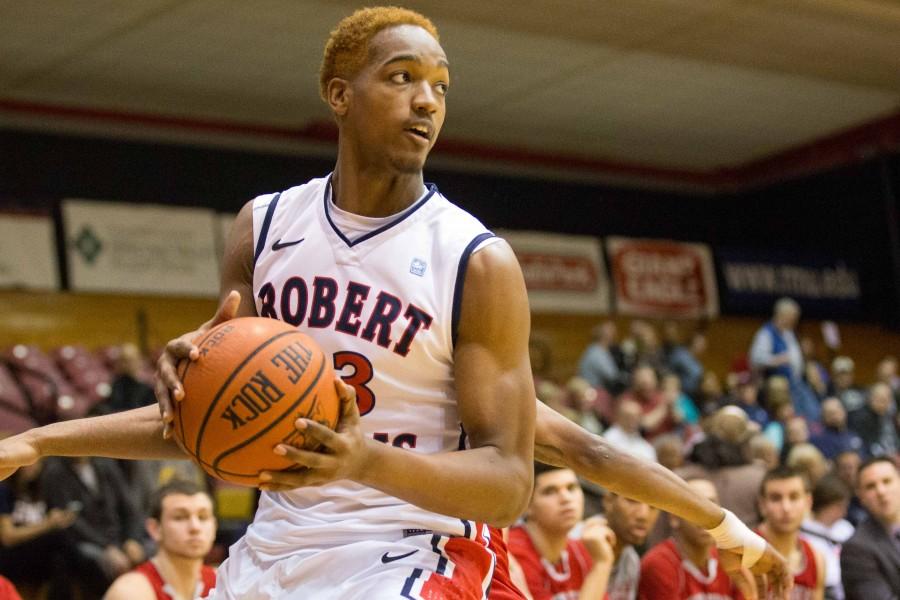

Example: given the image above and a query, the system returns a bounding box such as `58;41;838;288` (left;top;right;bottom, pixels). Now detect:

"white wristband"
706;509;767;568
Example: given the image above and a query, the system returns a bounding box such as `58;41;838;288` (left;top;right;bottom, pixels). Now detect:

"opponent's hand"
155;290;241;438
0;433;41;481
720;543;792;600
258;379;370;491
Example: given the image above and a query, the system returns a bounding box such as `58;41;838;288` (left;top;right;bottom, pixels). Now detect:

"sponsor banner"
718;248;862;317
497;230;610;314
0;214;58;290
606;237;719;318
63;199;219;296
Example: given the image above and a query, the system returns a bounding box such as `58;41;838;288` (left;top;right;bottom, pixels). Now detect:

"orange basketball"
173;317;340;486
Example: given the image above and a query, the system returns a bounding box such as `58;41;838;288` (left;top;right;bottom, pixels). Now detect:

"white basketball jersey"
246;174;496;561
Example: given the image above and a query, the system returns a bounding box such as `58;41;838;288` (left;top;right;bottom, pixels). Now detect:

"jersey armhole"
451;232;498;348
253;192;282;266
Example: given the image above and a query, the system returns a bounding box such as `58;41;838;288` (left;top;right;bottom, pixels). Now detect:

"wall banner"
606;236;719;318
497;230;610;314
0;213;58;290
63;199;219;296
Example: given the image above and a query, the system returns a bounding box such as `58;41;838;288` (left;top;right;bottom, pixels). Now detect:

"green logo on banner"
73;226;103;265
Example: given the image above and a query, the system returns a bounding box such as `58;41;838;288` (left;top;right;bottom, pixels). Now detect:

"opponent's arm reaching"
534;401;791;599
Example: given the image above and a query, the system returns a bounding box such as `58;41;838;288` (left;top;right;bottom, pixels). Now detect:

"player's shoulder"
639;539;679;570
250;175;330;213
104;571;156;600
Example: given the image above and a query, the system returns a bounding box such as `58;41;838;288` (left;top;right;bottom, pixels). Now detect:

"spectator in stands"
662;322;705;399
603;491;659;600
578;321;624;395
603;399;656;462
875;355;899;402
829;356;866;413
0;460;78;600
800;475;854;600
809;397;863;460
508;464;615;600
762;377;794;455
750;298;803;382
757;467;825;599
848;382;899;458
618;364;675;440
695;371;726;418
564;377;606;435
800;335;830;392
638;478;747;600
781;415;810;463
748;434;779;470
785;443;829;488
839;457;900;597
105;480;216;600
99;344;155;414
653;434;685;472
832;450;867;527
726;372;768;429
661;373;699;428
682;407;766;527
40;456;146;598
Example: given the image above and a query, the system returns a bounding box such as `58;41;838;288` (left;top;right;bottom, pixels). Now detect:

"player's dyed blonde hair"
319;6;440;102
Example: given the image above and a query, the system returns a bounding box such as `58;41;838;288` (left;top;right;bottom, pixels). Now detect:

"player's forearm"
30;405;186;460
356;441;532;527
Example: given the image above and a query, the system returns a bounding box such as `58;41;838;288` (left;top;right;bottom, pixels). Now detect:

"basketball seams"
190;329;303;459
176;322;230;449
210;356;326;477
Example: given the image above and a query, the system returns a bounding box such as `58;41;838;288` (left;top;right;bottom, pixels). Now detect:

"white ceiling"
1;0;899;188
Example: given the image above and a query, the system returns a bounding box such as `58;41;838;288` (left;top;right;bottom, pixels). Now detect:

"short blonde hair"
319;7;439;101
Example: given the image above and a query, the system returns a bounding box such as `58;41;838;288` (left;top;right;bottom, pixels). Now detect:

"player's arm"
813;547;825;600
534;401;792;598
264;241;535;527
103;571;156;600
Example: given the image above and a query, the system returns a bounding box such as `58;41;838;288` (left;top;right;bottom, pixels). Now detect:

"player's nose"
412;82;439;114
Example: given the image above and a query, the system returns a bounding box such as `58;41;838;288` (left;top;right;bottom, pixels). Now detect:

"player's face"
152;493;217;560
604;494;659;547
343;25;448;174
856;462;900;523
527;469;584;535
759;477;810;535
673;480;718;549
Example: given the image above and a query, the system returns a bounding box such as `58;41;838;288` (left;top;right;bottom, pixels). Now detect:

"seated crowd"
0;296;898;599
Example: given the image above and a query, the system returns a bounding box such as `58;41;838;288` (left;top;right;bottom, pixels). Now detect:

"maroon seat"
3;345;90;423
54;345;112;408
0;362;36;435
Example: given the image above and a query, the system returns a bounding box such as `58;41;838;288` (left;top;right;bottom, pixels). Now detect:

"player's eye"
390;71;411;84
434;82;448;95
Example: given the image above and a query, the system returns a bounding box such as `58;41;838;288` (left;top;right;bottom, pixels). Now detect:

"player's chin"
390;152;429;174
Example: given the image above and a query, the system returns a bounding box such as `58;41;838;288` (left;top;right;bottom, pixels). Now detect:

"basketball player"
104;480;216;600
639;478;748;599
508;463;615;599
757;467;824;600
0;6;791;598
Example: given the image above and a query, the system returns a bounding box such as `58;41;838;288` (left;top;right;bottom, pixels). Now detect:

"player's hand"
122;539;146;565
720;542;792;600
155;290;241;438
259;379;370;491
581;516;616;565
0;433;41;481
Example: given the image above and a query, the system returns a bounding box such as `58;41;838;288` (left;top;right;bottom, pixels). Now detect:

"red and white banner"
498;230;610;314
606;237;718;318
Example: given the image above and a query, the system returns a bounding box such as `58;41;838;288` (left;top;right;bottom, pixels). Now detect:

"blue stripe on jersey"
322;174;438;248
400;568;424;599
253;192;282;265
451;232;496;348
461;519;473;540
430;534;449;575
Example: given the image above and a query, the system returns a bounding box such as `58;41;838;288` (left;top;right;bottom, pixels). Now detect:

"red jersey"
507;525;595;600
0;576;21;600
488;526;528;600
756;530;818;600
638;539;739;600
133;560;217;600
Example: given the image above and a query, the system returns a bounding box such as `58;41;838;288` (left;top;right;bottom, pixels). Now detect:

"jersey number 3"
333;351;375;416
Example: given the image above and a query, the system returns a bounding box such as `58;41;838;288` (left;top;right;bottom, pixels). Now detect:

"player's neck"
524;522;568;564
153;552;204;600
331;163;426;218
759;522;797;557
673;536;711;572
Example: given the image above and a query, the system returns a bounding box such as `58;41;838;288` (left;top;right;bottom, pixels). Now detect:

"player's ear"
327;78;351;117
145;517;162;542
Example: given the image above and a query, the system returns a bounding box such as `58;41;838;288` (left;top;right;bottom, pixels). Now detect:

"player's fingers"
154;377;174;422
753;573;767;599
156;357;185;405
165;337;199;361
335;379;359;425
272;444;337;470
211;290;242;327
295;419;341;450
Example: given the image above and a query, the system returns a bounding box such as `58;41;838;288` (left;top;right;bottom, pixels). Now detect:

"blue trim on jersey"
430;534;449;575
451;232;496;348
253;192;282;265
401;568;424;599
322;174;437;248
461;519;473;539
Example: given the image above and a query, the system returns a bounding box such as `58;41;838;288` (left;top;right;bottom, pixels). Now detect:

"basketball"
173;317;340;486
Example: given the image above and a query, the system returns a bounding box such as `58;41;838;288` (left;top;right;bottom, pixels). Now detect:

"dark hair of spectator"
534;461;570;480
760;465;811;496
148;479;211;521
811;475;851;512
856;456;899;482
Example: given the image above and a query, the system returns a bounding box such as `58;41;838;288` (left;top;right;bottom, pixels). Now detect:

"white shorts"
207;525;497;599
